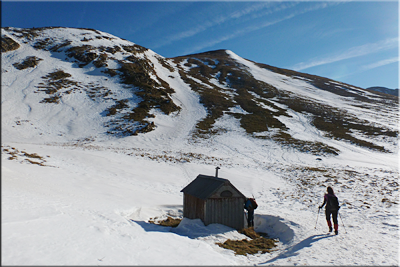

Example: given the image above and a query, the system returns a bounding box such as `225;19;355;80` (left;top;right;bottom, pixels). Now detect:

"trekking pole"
338;211;347;234
314;207;320;229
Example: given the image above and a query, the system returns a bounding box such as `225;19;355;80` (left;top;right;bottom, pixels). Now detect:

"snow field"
2;140;399;265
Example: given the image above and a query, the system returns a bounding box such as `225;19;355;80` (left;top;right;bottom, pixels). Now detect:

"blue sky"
2;1;398;89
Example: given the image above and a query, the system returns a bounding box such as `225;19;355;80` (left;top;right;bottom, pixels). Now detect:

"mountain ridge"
2;26;398;156
367;86;399;97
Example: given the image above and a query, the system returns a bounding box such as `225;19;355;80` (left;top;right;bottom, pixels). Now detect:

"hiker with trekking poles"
317;186;342;235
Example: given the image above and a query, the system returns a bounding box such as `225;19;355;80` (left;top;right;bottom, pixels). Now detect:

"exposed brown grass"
50;40;72;52
25;159;46;166
2;146;48;166
101;54;181;136
35;70;80;104
149;216;182;228
122;44;148;54
66;45;97;67
217;227;277;256
13;56;43;70
22;151;43;160
93;53;108;68
217;238;277;256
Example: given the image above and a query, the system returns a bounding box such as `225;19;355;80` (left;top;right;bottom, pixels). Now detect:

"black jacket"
320;193;340;211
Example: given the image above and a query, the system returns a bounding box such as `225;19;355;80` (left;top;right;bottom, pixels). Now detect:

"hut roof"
181;174;245;200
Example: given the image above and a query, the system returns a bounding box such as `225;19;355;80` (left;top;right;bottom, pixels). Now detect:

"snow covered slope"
2;27;399;265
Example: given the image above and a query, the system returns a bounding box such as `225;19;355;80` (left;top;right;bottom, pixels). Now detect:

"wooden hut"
180;174;246;230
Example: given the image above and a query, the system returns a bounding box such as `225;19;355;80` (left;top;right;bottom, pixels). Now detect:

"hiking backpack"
245;198;258;210
249;198;258;209
327;195;339;210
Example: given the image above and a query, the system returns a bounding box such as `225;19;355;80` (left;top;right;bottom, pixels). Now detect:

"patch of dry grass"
13;56;42;70
239;227;261;239
149;216;182;228
217;227;277;256
2;146;48;166
35;69;80;103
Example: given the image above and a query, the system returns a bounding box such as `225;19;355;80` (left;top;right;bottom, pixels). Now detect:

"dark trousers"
325;209;338;230
247;209;254;227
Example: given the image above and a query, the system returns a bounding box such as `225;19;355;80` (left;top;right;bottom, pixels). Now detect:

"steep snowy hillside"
174;49;398;154
2;27;399;265
2;27;398;154
2;27;206;143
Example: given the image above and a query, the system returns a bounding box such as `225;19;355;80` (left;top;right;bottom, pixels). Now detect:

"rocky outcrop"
1;36;20;52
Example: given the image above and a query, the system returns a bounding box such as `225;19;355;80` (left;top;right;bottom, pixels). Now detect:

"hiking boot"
335;230;338;235
329;226;333;232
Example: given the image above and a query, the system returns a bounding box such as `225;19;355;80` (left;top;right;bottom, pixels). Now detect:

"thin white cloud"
183;16;291;55
152;2;278;49
182;2;334;55
292;38;399;71
229;2;274;19
361;57;399;71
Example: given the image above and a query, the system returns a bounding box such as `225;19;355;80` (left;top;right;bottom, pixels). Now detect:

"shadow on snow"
261;234;334;264
131;217;239;238
131;212;299;242
254;214;296;245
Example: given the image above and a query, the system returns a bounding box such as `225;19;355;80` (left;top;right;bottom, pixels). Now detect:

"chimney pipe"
215;167;220;177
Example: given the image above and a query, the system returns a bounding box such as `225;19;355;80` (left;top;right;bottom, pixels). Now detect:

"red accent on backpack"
250;198;258;209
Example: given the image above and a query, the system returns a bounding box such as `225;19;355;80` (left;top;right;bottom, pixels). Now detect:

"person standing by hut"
319;186;340;235
244;197;258;228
